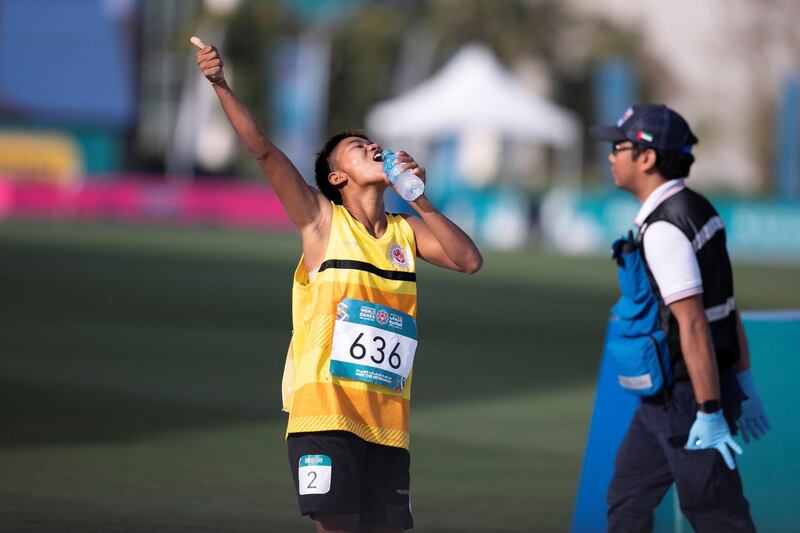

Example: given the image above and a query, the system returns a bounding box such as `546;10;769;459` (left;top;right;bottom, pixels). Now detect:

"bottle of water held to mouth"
382;149;425;201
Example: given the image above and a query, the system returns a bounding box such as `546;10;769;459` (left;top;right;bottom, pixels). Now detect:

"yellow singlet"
282;203;417;449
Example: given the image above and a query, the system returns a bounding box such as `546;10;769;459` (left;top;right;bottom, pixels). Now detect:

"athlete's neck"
342;194;387;239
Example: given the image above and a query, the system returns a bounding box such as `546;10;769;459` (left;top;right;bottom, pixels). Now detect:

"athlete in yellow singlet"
194;41;482;533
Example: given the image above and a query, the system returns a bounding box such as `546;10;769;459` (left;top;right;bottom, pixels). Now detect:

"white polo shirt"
634;179;704;305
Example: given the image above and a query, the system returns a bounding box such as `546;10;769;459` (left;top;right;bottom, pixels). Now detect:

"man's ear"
640;149;658;173
328;171;347;187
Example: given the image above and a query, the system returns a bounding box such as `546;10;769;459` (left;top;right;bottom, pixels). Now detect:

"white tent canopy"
366;43;581;150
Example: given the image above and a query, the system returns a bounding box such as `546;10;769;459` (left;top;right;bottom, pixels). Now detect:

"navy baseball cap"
590;104;698;153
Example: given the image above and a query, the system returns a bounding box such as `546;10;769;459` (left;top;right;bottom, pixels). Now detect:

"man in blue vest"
590;104;771;532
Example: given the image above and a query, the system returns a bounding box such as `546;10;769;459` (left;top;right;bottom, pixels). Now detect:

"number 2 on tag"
298;454;332;495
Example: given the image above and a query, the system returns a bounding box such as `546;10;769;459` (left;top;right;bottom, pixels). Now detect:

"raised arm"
392;152;483;274
191;37;328;232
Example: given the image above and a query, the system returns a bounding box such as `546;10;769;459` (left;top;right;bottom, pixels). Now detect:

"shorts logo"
298;454;332;495
388;243;409;269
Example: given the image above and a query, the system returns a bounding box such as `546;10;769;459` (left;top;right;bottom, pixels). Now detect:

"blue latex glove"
736;369;772;444
685;410;743;470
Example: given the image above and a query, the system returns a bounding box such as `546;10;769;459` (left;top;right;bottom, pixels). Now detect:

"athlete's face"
329;136;386;188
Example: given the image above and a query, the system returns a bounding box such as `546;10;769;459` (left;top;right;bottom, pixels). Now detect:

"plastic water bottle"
382;149;424;201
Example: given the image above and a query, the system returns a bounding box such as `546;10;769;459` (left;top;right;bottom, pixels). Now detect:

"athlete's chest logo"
388;243;410;269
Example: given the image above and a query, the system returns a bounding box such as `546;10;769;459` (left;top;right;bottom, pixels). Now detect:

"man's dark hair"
632;144;695;180
314;130;371;204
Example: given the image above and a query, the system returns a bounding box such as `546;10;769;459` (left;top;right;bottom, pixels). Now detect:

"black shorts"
287;430;413;529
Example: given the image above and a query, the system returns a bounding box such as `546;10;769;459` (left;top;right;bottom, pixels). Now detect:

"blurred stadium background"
0;0;798;532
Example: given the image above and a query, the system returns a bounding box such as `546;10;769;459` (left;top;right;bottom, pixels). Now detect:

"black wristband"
699;399;721;413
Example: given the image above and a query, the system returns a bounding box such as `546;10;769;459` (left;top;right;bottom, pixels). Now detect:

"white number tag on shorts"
298;454;331;495
330;298;417;392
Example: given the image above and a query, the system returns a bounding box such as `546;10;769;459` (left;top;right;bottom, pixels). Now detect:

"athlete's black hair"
314;130;372;204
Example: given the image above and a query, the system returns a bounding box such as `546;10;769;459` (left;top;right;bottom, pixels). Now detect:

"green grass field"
0;221;797;532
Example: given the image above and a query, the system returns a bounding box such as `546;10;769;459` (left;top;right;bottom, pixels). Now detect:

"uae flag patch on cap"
637;130;654;142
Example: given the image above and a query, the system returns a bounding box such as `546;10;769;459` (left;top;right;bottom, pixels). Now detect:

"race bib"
330;298;417;392
298;454;331;495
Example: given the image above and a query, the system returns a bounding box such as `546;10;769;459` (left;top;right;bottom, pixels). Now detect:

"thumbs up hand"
191;36;225;85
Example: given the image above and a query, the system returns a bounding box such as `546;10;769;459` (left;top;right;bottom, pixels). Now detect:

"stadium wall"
0;177;292;230
541;188;800;261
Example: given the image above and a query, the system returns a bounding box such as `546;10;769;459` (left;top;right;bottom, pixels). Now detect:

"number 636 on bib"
329;298;417;392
